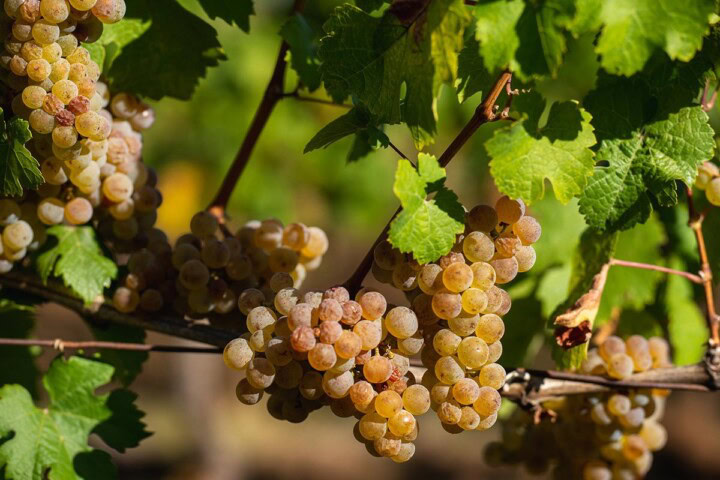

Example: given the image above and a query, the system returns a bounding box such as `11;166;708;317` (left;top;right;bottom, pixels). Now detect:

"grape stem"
0;337;221;354
207;0;306;216
701;79;718;112
342;70;513;295
608;258;703;284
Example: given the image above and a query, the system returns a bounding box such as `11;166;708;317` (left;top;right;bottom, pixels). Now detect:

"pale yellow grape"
463;231;495;262
4;247;25;261
40;0;70;23
442;261;473;293
458;407;480;430
350;380;375;409
495;195;525;224
52;126;78;149
373;435;401;457
402;384;430;415
335;330;363;359
696;161;719;189
418;263;443;294
478;363;506;389
322;370;354;398
246;306;277;334
372;390;401;418
112;286;138;313
0;200;21;226
37;197;65;225
607;394;631;416
11;20;32;41
20;41;42;61
489;256;518;284
391;441;415;463
452;378;480;405
281;222;309;250
354;319;382;350
384;306;418;339
648;336;670;367
437;400;462;424
434;355;465;385
27;58;51;81
222;337;253;370
590;403;612;425
619;407;646;430
359;412;387;440
599;335;626;361
448;313;480;337
582;460;611;480
358;290;386;320
467;204;498;232
300;226;328;257
640;421;667;450
3;220;33;250
397;331;424;356
64;197;92;224
235;379;263;405
515;245;536;272
29;109;55;134
76;111;108;140
308;343;336;371
431;289;462;320
475;412;497;431
707;178;720;205
273;288;299;317
268;246;298;273
607;353;634;379
461;288;488;315
388;409;416;436
473;386;501;416
513;215;542;244
456;336;489;369
246;358;275;389
363;354;393;383
433;328;460;356
52;79;77;104
22;85;46;109
430;383;451;404
102;173;133;202
476;314;505;343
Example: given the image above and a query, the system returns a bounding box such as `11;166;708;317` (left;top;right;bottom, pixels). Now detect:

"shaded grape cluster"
485;336;672;479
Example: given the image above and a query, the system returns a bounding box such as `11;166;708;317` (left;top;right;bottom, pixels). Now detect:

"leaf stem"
342;71;512;294
0;337;221;353
207;0;306;216
608;258;703;283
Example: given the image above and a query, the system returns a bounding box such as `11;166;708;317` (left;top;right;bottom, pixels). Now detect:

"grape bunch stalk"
486;335;673;479
220;196;542;462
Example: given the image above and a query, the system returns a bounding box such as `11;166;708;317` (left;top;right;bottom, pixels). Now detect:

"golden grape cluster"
486;335;672;479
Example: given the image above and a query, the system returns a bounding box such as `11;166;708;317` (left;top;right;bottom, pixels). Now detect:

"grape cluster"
221;196;541;462
486;336;672;479
111;216;328;316
694;160;720;205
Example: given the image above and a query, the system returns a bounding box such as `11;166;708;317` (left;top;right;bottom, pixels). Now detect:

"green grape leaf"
85;18;150;72
91;325;148;387
551;228;618;370
108;0;226;100
472;0;573;80
388;154;464;264
280;13;322;91
0;299;38;395
502;279;545;367
196;0;254;31
528;197;586;272
0;110;42;197
92;390;150;453
580;77;715;231
0;356;115;480
536;264;572;318
73;451;117;480
456;27;494;103
665;256;709;365
486;91;597;204
304;106;389;157
319;1;471;147
36;226;117;305
594;0;716;76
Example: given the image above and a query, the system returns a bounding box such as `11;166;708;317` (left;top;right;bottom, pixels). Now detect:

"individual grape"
385;306;418;339
349;380;375;408
607;394;631;416
27;58;51;81
303;291;323;308
64;197;92;224
463;231;495;263
467;204;498;232
308;343;337;371
300;226;328;258
402;384;430;415
322;370;354;399
52;125;78;148
392;262;418;291
341;300;362;326
199;238;230;269
448;313;480;337
437;400;462;424
102;172;133;202
457;336;489;369
335;330;363;359
287;302;313;330
582;460;611;480
0;200;21;226
456;406;480;430
513;216;542;244
431;289;462;320
619;407;646;430
478;363;506;389
187;287;214;314
442;261;473;293
189;210;218;238
388;410;416;436
323;286;350;303
353;320;382;350
473;386;501;417
358;290;386;320
696;161;719;189
489;256;518;284
235;379;263;406
274;287;300;316
476;412;497;432
269;272;293;293
452;378;480;405
434;356;465;385
112;286;139;313
461;288;488;315
648;336;670;368
222;337;253;370
373;434;401;457
171;243;200;269
390;441;415;463
375;390;403;418
3;220;33;250
433;328;461;356
268;246;298;273
494;236;520;258
607;353;634;380
290;325;316;353
438;251;465;269
359;412;387;441
495;195;525;224
581;349;606;375
364;355;393;383
37;197;65;225
318;320;342;344
599;335;626;361
29;108;54;134
430;382;452;404
246;358;275;389
417;263;443;294
318;298;343;322
475;314;505;344
515;245;536;272
298;371;324;400
639;420;667;451
707;177;720;206
139;289;163;312
373;239;403;270
22;85;46;109
246;306;277;334
179;259;209;290
398;331;424;356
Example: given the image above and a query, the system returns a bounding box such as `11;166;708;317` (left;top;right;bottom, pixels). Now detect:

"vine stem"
0;337;221;353
608;258;703;284
207;0;306;217
687;187;720;346
342;71;512;294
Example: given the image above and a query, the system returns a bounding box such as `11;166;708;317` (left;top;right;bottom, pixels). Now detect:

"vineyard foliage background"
1;0;720;478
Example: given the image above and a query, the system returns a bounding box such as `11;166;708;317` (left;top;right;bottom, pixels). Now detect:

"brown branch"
687;187;720;345
387;140;410;161
0;271;237;347
342;71;512;294
0;337;221;354
609;258;703;284
207;0;306;215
